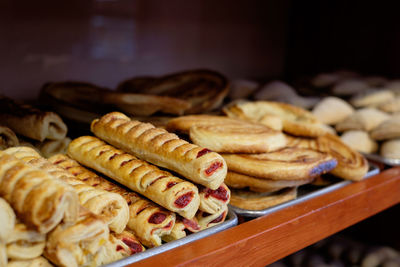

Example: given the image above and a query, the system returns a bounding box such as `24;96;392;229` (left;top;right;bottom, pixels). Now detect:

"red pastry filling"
182;218;200;231
204;161;223;176
204;186;229;201
148;212;167;224
165;181;178;190
209;211;226;224
174;192;194;208
197;148;211;158
109;153;119;160
122;238;143;254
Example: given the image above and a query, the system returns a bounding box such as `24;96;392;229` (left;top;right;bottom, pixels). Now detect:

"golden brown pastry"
44;207;110;267
91;112;227;190
335;108;390;132
4;146;129;234
311;97;355;125
0;95;67;141
162;216;200;242
198;183;230;214
350;89;394;108
222;148;337;180
223;101;328;137
49;154;176;248
7;256;52;267
0;197;15;244
229;187;297;210
0;126;19;150
340;130;378;154
0;152;79;234
6;223;46;261
196;205;228;230
370;117;400;140
380;139;400;159
225;171;314;193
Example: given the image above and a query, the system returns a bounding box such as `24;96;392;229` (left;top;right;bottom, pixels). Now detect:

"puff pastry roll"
0;95;67;141
44;207;110;267
68;136;200;219
0;197;15;243
7;256;52;267
196;205;228;230
6;223;46;261
4;146;129;234
162;216;200;242
49;154;177;247
0;125;19;150
198;183;230;214
0;152;78;234
91;112;227;190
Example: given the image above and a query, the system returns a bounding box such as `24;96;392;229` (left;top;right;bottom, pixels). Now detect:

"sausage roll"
67;136;200;219
91;112;227;190
7;256;52;267
0;95;67;141
0;197;15;243
4;146;129;234
49;154;177;247
0;125;19;150
198;183;230;214
162;216;201;242
0;152;79;234
196;205;228;230
6;223;46;261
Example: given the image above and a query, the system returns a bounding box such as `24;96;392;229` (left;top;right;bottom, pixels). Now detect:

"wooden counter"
129;167;400;267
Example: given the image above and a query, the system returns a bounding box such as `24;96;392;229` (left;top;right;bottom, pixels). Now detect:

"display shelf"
128;167;400;266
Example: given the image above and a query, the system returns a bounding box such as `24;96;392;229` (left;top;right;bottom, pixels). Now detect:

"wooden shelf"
129;167;400;267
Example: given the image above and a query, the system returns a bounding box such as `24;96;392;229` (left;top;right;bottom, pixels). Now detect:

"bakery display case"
1;1;400;266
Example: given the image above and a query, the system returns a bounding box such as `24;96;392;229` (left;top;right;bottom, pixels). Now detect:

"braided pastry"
0;151;78;234
4;147;129;234
68;136;200;220
0;197;15;243
196;205;228;230
49;154;177;247
91;112;227;190
198;183;230;214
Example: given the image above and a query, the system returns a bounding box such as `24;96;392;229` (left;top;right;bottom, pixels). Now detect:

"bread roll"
335;108;390;132
380;139;400;159
312;97;354;125
370;117;400;140
340;130;378;154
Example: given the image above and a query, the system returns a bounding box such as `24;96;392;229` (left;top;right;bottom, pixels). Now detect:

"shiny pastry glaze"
203;185;229;201
174;192;194;208
204;161;223;176
196;148;211;158
148;212;167;224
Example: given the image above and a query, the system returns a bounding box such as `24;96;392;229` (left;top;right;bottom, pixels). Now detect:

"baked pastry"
0;152;79;233
6;223;46;261
350;89;394;108
198;183;230;214
4;146;129;234
335;108;390;132
223;101;328;137
106;230;145;262
222;147;337;180
378;96;400;113
225;171;314;193
0;243;6;267
340;130;378;154
311;97;354;125
0;197;15;243
196;205;228;230
68;136;200;219
34;137;71;158
162;216;200;242
380;139;400;159
7;256;52;267
91;112;227;190
49;154;176;247
228;79;259;100
0;126;19;150
370;117;400;140
0;95;67;141
229;187;297;210
44;207;111;267
331;79;369;96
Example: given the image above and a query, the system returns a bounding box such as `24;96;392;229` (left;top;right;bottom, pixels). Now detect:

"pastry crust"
225;171;314;193
222;147;337;180
196;205;228;230
49;154;176;248
0;95;67;141
162;216;201;242
0;197;15;243
7;256;52;267
335;108;390;132
67;136;200;219
229;188;297;210
0;152;79;234
370;117;400;140
223;101;328;137
35;137;71;158
0;126;19;150
340;130;378;154
198;183;230;214
312;97;355;125
91;112;227;190
380;139;400;159
4;146;129;234
0;243;6;267
107;230;145;260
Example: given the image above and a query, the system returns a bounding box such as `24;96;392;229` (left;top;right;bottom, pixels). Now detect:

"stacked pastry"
166;101;369;211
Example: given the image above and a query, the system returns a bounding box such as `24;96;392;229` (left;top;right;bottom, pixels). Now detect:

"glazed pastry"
311;97;354;125
49;154;176;248
350;89;394;108
4;146;129;234
7;256;52;267
335;108;390;132
340;130;378;154
196;205;228;230
0;152;79;234
225;171;314;193
0;197;15;243
91;112;227;190
380;139;400;159
6;223;46;260
198;183;230;214
222;148;337;180
223;101;328;137
370;117;400;140
229;187;297;210
44;207;110;267
378;96;400;113
0;126;19;150
0;95;67;141
162;216;200;242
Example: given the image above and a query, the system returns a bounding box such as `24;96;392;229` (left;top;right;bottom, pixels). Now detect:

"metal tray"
363;153;400;166
104;208;238;266
229;163;380;218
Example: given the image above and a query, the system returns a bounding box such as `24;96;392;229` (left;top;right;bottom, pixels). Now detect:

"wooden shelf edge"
130;167;400;267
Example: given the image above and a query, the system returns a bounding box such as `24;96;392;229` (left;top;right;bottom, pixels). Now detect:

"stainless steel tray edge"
363;153;400;166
